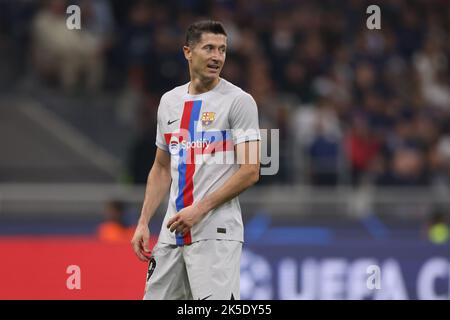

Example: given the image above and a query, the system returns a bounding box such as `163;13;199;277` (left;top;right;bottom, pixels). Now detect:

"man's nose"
211;50;222;61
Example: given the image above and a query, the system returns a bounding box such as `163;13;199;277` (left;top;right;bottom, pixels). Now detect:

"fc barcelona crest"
201;112;215;126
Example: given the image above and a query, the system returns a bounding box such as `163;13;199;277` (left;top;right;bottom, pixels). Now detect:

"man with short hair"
131;20;260;300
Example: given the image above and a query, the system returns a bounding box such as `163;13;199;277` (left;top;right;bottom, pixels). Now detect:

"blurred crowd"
0;0;448;186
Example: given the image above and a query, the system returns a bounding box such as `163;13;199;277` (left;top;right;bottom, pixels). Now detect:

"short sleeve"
229;93;261;145
155;97;169;152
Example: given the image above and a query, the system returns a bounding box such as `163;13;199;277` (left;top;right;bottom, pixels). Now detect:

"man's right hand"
131;224;151;262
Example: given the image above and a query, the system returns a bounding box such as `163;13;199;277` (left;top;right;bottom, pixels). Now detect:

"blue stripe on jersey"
175;232;184;246
174;100;202;246
175;147;186;211
175;100;202;212
189;100;202;142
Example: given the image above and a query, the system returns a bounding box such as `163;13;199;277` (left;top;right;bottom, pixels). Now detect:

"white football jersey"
155;78;260;246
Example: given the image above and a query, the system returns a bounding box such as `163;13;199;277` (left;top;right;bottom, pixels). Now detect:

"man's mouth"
207;64;220;71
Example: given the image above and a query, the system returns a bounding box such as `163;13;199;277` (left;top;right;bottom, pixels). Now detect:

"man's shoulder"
220;80;256;106
218;78;254;101
219;78;243;94
160;82;189;103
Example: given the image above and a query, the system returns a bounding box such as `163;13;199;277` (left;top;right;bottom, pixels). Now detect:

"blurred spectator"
32;0;104;93
97;200;135;243
307;100;343;185
308;120;340;185
424;210;450;245
377;147;429;186
430;131;450;186
345;114;381;184
413;36;450;111
283;59;315;103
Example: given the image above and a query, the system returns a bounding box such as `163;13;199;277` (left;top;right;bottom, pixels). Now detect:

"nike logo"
167;119;179;125
199;294;212;300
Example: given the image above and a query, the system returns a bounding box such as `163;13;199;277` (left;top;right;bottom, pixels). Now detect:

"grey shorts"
143;239;242;300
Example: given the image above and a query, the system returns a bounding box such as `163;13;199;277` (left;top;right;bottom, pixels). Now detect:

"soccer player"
131;20;260;300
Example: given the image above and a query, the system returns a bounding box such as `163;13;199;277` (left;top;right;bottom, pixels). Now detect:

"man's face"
184;33;227;81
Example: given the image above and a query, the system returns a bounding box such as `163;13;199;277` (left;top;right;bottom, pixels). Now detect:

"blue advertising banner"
241;241;450;300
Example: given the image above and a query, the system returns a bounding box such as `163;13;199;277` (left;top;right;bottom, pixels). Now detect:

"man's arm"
131;148;171;261
167;140;260;236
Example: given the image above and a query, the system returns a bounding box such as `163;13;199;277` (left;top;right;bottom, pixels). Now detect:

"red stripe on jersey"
180;101;193;133
179;101;195;246
184;153;195;206
183;231;192;245
180;101;195;210
164;132;172;145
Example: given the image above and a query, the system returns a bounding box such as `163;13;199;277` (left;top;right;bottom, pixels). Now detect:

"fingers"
167;214;191;235
169;220;182;233
167;215;179;229
131;234;151;262
132;239;149;262
142;234;150;253
137;250;150;262
169;220;188;234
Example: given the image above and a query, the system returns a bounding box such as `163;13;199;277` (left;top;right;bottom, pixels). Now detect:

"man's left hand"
167;204;205;236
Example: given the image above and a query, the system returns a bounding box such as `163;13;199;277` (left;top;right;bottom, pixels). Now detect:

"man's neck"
188;77;220;95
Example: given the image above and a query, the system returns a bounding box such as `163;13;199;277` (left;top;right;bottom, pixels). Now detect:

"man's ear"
183;45;192;61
